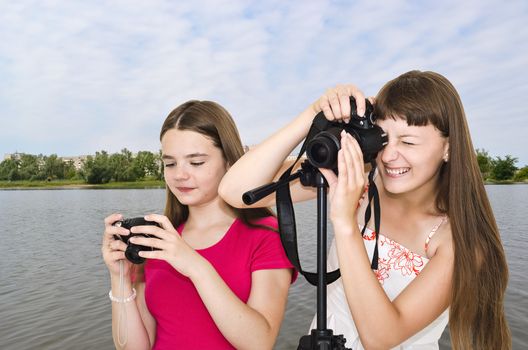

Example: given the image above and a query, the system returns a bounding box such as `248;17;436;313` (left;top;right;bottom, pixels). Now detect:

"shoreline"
0;180;166;190
1;180;526;190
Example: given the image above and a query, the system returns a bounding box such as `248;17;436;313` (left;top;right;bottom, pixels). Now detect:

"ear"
443;139;449;162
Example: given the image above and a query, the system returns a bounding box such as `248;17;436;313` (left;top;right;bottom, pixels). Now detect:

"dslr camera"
306;97;388;170
113;217;160;264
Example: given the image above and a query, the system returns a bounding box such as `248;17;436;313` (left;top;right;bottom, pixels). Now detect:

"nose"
380;141;399;163
176;165;190;180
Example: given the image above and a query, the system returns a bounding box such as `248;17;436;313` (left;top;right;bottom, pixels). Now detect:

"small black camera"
113;217;160;264
306;97;388;170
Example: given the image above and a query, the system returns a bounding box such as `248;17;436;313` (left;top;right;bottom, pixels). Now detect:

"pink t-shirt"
144;216;296;349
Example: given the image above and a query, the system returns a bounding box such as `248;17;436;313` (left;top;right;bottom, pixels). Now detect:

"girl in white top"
219;70;510;349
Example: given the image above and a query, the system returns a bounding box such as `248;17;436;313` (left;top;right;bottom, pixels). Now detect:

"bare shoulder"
426;218;453;260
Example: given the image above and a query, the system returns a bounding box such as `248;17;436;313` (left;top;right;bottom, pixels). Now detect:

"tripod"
243;162;350;350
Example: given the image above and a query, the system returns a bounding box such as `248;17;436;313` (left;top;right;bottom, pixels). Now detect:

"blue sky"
1;0;527;166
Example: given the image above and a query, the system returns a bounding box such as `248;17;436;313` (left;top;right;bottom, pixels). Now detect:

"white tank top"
309;224;449;349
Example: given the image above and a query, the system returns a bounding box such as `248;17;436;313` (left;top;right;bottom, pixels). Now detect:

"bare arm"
191;264;292;350
219;85;368;208
102;213;156;350
110;279;156;350
334;223;453;349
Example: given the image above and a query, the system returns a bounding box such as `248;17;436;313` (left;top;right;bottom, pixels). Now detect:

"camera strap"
276;113;341;286
361;161;381;270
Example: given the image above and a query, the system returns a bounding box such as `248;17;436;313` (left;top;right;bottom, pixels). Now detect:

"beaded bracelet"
109;288;137;303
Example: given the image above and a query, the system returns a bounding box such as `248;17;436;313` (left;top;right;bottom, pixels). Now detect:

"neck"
186;196;237;229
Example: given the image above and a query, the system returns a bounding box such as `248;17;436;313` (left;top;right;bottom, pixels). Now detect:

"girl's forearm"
333;225;401;349
110;277;152;350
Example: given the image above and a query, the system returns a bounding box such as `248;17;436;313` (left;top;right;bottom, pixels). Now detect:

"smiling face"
161;128;228;208
375;117;449;197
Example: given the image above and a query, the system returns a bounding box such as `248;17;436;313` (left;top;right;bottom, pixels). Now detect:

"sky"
1;0;527;166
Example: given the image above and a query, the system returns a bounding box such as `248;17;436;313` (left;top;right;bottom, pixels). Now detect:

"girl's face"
375;117;448;196
161;128;228;207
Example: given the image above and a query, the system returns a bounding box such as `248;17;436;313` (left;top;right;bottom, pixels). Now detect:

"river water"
0;185;526;349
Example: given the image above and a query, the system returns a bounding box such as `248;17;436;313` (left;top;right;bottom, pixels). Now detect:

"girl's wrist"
332;218;359;237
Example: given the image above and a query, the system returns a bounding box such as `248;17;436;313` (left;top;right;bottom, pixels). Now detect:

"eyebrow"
162;153;209;160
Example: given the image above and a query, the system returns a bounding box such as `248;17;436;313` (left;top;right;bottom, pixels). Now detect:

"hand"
319;132;367;232
127;214;205;278
101;213;133;277
312;84;367;123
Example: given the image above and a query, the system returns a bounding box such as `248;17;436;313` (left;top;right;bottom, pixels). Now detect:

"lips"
176;187;195;193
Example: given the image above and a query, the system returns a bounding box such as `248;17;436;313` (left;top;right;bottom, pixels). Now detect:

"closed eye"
164;163;175;168
191;162;205;166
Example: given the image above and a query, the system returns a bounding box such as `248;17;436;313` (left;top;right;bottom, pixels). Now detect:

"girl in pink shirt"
102;100;295;349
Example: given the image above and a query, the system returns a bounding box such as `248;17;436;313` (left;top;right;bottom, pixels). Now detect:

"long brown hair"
374;71;510;349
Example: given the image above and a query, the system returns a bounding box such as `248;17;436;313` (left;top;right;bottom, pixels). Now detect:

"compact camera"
306;97;388;170
113;217;160;264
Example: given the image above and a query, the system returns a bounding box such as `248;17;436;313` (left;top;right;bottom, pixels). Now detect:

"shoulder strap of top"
425;215;448;253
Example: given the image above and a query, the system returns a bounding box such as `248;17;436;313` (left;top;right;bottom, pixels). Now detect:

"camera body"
113;217;160;264
306;97;388;170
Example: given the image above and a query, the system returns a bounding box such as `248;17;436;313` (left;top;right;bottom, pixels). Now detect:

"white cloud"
0;0;527;165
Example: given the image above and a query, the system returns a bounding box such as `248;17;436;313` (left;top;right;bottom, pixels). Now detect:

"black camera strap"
276;113;341;286
361;160;381;270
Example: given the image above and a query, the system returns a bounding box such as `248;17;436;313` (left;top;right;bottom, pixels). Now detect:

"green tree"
0;158;20;181
134;151;160;179
476;149;492;179
19;154;41;180
109;148;142;182
514;166;528;181
83;151;112;184
490;155;518;180
43;154;66;180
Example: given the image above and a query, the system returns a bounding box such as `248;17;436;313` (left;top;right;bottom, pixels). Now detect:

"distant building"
3;153;89;170
61;155;89;170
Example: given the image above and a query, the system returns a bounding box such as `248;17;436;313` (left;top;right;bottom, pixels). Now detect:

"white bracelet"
109;288;137;303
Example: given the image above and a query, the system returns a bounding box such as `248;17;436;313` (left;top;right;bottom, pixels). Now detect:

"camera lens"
306;129;341;169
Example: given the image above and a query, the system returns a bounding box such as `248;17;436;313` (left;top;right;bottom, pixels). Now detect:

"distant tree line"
0;149;163;184
1;148;527;184
476;149;527;181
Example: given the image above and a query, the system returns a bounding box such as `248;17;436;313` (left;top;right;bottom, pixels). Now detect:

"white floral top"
309;225;449;349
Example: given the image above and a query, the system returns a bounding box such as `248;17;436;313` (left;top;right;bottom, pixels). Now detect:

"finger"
319;167;338;188
346;134;366;185
320;91;335;121
367;96;376;105
109;239;127;252
336;148;348;193
341;135;355;187
138;250;164;261
110;250;126;262
351;90;367;117
336;84;351;120
328;89;343;120
144;214;177;232
130;225;172;241
104;213;123;227
128;235;166;250
104;225;130;242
